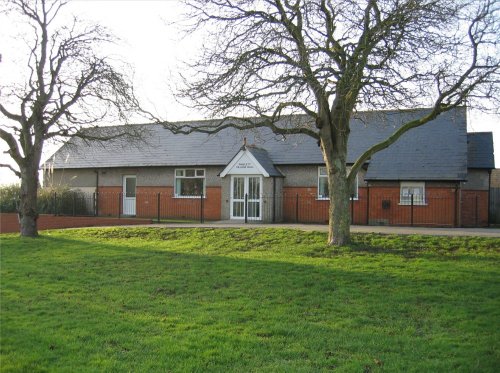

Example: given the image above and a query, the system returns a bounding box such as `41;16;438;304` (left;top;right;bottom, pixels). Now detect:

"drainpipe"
95;170;99;216
272;176;276;223
456;182;462;227
488;169;492;227
366;183;370;225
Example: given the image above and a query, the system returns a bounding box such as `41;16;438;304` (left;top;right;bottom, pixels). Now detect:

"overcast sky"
0;0;498;185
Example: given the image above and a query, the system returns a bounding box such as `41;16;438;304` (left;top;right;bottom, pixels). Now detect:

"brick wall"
281;187;367;224
367;187;458;227
461;190;489;227
96;186;222;221
280;185;487;227
0;213;152;234
135;186;222;221
96;186;122;216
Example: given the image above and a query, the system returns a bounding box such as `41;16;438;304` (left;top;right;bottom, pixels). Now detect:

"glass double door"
231;176;262;220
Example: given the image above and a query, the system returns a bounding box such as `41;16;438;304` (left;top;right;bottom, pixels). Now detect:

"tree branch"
0;128;23;164
0;163;21;178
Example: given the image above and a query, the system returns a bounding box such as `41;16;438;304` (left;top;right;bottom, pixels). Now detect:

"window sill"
316;197;359;201
173;195;206;199
398;202;427;206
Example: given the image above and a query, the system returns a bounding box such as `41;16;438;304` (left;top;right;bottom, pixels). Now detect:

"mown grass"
1;227;499;372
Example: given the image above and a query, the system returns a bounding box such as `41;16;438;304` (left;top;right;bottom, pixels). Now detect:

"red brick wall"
461;190;489;227
282;187;367;224
96;186;222;221
0;213;151;234
135;186;221;221
367;186;458;227
96;186;122;217
280;186;484;227
91;184;487;227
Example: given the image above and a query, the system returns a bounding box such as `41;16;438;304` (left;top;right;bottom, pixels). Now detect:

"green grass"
1;228;499;372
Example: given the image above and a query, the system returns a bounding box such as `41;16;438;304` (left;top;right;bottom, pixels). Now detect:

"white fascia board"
220;149;270;177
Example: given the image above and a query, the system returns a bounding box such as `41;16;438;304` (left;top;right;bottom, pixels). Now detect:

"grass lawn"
1;228;499;372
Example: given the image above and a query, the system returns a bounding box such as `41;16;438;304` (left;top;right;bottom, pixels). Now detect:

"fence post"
410;193;414;226
244;193;248;223
475;194;479;227
295;193;299;223
157;193;161;223
118;192;121;218
72;192;76;216
53;192;57;216
200;192;204;224
350;194;354;224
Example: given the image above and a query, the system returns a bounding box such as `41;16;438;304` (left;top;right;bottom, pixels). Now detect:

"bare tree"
173;0;499;245
0;0;148;237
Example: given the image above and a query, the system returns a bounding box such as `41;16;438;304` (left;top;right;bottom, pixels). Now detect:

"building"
44;107;495;227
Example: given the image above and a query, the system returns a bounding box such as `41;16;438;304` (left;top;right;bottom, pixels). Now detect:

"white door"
122;175;136;216
230;176;261;220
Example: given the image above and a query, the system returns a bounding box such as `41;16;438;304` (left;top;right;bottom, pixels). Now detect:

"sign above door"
220;146;283;177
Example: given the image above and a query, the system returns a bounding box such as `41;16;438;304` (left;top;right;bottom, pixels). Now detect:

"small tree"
0;0;147;237
173;0;499;245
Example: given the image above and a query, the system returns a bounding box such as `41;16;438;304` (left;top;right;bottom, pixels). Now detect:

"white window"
318;167;358;200
175;169;205;197
400;182;425;205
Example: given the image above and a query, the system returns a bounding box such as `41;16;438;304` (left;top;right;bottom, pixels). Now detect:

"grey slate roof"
46;107;475;181
246;146;284;177
467;132;495;169
364;108;468;181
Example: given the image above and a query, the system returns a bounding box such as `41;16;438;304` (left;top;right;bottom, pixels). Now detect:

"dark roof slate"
364;108;468;181
46;107;474;181
467;132;495;169
245;146;284;177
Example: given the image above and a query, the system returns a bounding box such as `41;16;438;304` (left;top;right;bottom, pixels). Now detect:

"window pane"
196;169;204;177
125;177;136;197
185;169;195;177
318;177;329;198
233;201;244;217
233;177;244;199
319;167;327;176
248;177;260;199
175;170;184;177
400;183;425;204
248;201;260;218
177;178;204;196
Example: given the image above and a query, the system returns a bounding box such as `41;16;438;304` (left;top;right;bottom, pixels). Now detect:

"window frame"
174;168;206;198
317;166;358;200
399;182;426;205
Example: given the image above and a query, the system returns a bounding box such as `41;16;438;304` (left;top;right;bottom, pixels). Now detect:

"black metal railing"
0;190;490;227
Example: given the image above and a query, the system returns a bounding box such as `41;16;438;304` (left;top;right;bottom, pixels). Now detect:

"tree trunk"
19;164;39;237
327;160;351;245
320;113;351;246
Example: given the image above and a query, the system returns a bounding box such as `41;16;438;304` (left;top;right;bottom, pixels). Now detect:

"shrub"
0;184;94;215
0;184;20;213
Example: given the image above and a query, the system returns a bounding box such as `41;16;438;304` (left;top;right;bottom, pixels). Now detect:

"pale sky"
0;0;498;185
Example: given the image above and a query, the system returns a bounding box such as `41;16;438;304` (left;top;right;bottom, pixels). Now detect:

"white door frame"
122;175;136;216
230;175;262;220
